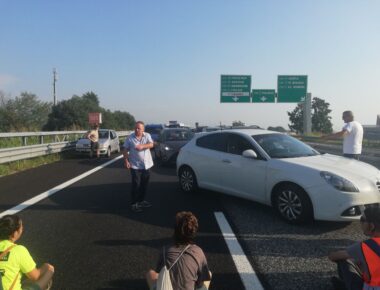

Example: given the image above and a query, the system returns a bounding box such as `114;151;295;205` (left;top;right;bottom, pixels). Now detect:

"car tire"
116;145;120;153
106;147;111;158
179;166;198;193
273;184;313;224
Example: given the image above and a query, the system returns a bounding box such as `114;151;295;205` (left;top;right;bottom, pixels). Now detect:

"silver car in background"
75;129;120;158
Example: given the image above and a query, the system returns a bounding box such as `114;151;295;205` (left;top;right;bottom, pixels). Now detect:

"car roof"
162;127;191;131
197;129;280;137
145;124;164;127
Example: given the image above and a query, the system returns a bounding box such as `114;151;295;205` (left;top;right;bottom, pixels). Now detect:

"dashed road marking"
214;211;264;290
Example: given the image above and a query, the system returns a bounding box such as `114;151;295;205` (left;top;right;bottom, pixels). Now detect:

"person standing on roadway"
0;215;54;290
87;124;100;158
146;211;212;290
328;207;380;290
123;121;154;213
322;110;363;160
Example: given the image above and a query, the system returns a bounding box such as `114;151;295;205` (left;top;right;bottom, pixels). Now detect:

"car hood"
77;138;109;145
163;140;189;150
280;153;380;180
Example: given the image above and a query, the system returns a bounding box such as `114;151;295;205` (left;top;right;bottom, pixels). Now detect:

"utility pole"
53;68;58;106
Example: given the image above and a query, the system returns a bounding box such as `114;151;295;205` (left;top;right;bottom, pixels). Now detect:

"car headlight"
164;146;171;151
320;171;359;192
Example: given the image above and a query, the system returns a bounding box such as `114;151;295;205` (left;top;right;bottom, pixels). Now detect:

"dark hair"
343;111;354;119
174;211;198;245
0;215;22;240
364;207;380;231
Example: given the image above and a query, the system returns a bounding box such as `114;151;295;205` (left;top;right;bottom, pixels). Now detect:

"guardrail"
0;131;132;164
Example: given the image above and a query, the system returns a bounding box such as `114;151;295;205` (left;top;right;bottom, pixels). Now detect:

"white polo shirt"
124;132;154;170
342;121;363;154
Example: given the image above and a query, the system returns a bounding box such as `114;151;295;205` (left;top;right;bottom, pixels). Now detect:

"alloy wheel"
277;189;303;221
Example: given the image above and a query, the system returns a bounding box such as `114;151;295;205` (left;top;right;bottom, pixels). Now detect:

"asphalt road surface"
0;147;379;290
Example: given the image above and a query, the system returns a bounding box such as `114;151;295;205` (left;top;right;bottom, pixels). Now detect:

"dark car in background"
154;128;194;164
145;124;165;142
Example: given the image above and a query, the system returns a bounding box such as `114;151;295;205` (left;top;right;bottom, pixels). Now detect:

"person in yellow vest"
87;124;100;158
328;207;380;290
0;215;54;290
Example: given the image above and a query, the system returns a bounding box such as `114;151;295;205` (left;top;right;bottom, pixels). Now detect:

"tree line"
0;90;333;134
0;91;135;132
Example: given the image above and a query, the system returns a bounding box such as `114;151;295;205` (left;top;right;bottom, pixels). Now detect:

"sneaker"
138;201;152;208
331;276;346;290
131;203;143;213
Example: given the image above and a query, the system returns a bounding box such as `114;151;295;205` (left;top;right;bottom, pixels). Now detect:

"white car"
177;129;380;223
75;129;120;157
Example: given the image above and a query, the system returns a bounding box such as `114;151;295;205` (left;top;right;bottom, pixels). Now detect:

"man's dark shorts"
91;141;99;151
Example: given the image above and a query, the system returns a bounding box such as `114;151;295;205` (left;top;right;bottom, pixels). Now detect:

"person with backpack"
146;211;212;290
328;207;380;290
0;215;54;290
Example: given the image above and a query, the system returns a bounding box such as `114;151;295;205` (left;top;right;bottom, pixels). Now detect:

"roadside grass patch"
0;152;76;177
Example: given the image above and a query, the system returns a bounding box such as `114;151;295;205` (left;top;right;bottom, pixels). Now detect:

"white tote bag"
156;245;191;290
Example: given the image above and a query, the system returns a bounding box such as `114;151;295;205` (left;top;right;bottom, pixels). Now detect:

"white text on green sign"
277;75;307;103
220;75;251;103
252;89;276;103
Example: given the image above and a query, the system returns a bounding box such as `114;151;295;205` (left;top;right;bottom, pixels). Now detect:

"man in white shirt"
123;121;154;212
323;111;363;160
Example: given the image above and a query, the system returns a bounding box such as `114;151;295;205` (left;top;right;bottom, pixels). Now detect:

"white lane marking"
0;155;123;218
214;212;264;290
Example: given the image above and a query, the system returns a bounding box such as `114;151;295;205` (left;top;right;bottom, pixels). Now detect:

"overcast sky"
1;0;379;130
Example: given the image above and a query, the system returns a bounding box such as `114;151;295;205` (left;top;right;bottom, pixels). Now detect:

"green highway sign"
277;75;307;103
252;89;276;103
220;75;251;103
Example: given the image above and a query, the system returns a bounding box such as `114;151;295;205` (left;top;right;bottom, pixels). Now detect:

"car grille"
377;181;380;192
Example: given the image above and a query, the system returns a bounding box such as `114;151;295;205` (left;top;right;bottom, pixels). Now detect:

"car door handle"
222;159;231;163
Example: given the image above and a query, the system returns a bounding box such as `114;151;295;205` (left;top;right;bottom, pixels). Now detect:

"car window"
252;133;319;158
145;126;163;135
110;131;116;139
196;133;227;152
164;130;193;141
226;133;254;155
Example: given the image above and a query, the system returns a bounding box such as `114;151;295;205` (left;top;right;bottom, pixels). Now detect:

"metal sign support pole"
303;92;312;135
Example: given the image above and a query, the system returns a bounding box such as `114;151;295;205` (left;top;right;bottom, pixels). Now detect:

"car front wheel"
106;147;111;158
274;184;313;224
179;166;198;193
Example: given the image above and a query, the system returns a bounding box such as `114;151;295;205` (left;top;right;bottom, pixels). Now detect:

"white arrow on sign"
232;97;239;102
300;97;305;102
260;96;267;102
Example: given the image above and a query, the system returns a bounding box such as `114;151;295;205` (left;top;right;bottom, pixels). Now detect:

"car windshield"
252;133;319;158
145;127;162;135
99;131;109;139
164;130;193;141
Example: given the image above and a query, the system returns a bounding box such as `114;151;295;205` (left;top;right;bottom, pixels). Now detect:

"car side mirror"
242;149;257;159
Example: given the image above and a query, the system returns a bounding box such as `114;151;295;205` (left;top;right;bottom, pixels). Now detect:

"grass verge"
0;152;76;177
